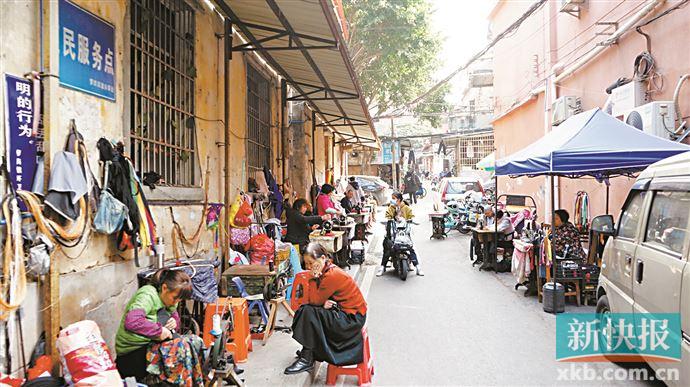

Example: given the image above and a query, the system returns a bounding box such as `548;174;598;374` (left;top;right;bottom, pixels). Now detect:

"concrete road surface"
363;192;661;386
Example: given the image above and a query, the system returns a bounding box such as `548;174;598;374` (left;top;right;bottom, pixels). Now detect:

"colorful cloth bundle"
146;335;205;387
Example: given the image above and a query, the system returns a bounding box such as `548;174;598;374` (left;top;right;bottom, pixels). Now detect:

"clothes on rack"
574;191;589;231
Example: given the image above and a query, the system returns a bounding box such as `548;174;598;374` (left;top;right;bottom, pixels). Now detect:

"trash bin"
543;281;565;314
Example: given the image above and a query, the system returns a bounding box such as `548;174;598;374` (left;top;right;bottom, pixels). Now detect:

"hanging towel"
44;151;88;221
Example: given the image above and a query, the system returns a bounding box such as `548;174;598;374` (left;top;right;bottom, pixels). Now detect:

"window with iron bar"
246;64;272;176
457;134;494;169
129;0;197;187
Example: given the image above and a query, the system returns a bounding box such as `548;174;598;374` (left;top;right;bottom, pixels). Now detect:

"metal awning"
214;0;379;148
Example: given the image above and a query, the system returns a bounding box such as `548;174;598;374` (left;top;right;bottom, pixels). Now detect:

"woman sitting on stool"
285;243;368;374
115;268;192;381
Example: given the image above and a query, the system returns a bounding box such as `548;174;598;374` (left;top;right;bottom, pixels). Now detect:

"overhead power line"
382;0;547;118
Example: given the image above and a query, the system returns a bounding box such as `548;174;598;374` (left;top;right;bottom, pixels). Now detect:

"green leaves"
345;0;449;126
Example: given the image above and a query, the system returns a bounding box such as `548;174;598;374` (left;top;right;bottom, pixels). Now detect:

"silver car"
351;175;392;206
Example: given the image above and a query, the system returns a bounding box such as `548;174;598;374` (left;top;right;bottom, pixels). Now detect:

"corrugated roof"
215;0;379;148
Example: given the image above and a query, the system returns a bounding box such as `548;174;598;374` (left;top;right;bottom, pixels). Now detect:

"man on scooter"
376;192;424;277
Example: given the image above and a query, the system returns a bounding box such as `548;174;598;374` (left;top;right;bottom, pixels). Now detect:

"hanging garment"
263;166;284;218
182;263;219;304
146;335;205;387
512;242;533;283
44;151;88;221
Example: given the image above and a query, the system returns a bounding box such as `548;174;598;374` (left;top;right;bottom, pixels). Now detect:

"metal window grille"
246;65;271;175
457;133;494;170
129;0;197;187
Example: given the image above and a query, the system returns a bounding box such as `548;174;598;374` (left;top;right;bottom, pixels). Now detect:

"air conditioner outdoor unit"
610;80;648;118
623;101;676;139
552;96;582;126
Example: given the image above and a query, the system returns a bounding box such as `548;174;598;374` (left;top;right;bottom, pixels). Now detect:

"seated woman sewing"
285;243;368;375
115;268;192;381
285;198;329;254
552;209;585;259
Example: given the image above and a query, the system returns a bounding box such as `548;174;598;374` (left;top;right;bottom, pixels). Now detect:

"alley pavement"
240;191;660;386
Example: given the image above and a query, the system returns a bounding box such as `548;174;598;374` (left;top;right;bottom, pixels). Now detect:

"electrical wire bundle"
574;191;590;233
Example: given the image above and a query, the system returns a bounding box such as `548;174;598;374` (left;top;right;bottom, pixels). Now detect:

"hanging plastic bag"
228;247;249;265
228;195;242;228
93;162;129;234
57;320;121;386
233;196;253;228
247;234;275;265
229;227;251;246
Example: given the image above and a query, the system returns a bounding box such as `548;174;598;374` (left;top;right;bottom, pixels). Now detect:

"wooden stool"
261;296;294;346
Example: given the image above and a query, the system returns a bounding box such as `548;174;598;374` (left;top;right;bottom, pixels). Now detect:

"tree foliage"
344;0;449;126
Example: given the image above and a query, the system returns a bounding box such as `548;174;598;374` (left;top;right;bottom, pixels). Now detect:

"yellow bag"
228;195;242;228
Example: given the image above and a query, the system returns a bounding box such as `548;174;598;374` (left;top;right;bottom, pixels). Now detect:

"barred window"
246;64;272;175
129;0;197;187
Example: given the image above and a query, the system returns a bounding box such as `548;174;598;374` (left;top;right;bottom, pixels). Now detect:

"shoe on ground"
285;350;314;375
376;265;385;277
416;265;425;276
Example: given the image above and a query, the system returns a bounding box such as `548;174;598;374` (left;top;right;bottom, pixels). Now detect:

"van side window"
644;191;690;255
617;190;647;239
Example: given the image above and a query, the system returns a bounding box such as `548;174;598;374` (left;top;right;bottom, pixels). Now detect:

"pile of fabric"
146;335;205;387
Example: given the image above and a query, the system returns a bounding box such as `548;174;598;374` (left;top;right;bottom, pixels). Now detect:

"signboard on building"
4;74;38;191
381;141;399;164
59;0;116;100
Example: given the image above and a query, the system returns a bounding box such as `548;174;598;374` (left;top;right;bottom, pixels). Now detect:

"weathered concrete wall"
0;0;282;371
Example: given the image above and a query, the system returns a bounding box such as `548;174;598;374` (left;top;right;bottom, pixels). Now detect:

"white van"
592;151;690;384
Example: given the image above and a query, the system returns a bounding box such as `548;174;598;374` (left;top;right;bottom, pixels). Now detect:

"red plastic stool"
326;327;374;386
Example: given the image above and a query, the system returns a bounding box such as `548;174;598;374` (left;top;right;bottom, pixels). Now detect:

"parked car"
592;151;690;383
350;175;392;206
438;177;483;204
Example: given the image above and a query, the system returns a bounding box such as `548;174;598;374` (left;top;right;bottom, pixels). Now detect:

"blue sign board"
4;74;38;192
59;0;116;100
382;141;398;164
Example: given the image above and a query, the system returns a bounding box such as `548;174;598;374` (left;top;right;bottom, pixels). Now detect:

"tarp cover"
495;108;690;177
476;152;495;171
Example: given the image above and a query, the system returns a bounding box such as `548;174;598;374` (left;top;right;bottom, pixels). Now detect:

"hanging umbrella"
476;152;495;171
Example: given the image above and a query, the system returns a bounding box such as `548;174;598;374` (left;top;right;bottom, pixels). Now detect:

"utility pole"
390;118;397;190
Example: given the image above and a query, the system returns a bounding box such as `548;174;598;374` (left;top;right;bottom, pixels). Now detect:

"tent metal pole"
494;174;498;265
551;176;558;312
606;184;610;214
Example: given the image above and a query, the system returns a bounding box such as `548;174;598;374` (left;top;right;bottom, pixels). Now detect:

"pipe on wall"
553;0;666;84
223;18;232;267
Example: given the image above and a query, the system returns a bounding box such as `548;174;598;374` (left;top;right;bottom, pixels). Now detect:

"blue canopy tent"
492;108;690;312
496;108;690;212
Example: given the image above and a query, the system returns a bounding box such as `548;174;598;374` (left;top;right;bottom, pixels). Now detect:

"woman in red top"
285;243;368;374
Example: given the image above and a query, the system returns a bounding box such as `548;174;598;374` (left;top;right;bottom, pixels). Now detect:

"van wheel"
595;295;646;368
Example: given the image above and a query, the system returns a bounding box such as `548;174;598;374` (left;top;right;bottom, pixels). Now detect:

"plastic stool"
202;298;253;363
326;327;374;386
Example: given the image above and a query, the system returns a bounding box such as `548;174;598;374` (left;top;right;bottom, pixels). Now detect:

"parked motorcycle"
459;198;484;233
443;200;469;234
385;219;416;281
